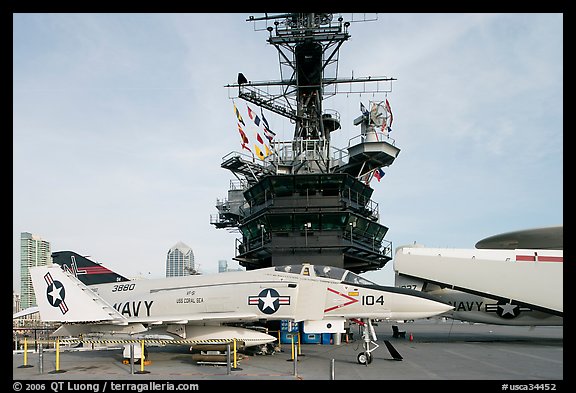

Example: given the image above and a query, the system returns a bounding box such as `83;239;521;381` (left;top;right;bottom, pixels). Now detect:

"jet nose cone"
382;286;455;320
424;297;454;317
437;301;455;313
407;297;453;319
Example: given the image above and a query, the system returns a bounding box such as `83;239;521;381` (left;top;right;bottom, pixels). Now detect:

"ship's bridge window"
270;176;294;197
342;271;376;286
313;265;347;281
295;175;320;196
320;213;347;230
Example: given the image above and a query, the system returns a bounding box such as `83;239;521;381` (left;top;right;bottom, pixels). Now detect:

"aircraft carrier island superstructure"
211;13;400;274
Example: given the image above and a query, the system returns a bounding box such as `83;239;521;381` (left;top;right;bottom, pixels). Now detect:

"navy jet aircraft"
30;254;453;365
394;226;563;327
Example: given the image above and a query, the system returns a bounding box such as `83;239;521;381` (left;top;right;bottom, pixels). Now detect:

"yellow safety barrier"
16;336;253;376
56;338;60;371
17;337;34;369
29;338;239;345
49;338;67;374
135;339;150;374
297;332;302;356
233;338;237;369
277;330;282;352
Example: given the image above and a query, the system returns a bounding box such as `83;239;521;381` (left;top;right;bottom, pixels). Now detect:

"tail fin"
51;251;129;285
29;264;125;323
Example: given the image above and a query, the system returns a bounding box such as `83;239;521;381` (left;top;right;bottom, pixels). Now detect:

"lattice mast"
227;13;395;176
214;13;401;273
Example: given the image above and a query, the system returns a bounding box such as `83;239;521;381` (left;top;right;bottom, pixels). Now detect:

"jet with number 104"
29;255;453;364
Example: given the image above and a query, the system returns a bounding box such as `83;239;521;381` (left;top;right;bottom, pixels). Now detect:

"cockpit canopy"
274;264;376;286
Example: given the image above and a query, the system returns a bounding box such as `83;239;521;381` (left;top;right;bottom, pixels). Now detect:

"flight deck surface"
13;321;563;384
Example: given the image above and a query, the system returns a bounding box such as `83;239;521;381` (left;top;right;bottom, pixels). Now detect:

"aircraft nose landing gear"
354;318;403;365
356;318;379;365
357;350;373;365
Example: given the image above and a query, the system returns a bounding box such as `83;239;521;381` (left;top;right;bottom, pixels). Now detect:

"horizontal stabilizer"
13;306;39;319
122;312;259;325
29;264;126;323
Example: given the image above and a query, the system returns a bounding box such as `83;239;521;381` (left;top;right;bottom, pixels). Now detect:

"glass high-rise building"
20;232;51;309
218;259;228;273
166;242;195;277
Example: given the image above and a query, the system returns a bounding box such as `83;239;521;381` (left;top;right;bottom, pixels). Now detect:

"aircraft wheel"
357;352;372;365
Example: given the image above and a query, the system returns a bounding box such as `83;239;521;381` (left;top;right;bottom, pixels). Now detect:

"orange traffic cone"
409;333;413;342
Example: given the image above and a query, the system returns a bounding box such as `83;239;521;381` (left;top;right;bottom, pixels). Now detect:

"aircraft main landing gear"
353;318;403;364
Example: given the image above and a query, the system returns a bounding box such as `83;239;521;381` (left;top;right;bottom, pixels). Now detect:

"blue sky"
13;13;563;291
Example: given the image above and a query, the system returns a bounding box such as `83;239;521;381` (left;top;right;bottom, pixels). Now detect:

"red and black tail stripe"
52;251;129;286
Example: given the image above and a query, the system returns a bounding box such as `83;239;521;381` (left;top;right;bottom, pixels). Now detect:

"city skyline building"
218;259;228;273
13;291;20;314
218;259;244;273
165;241;195;277
20;232;51;309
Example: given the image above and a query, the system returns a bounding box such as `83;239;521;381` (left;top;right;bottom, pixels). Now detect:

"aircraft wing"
394;247;562;316
122;312;261;325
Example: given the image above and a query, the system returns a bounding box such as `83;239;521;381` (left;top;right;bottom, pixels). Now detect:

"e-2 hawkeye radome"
30;254;453;364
